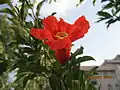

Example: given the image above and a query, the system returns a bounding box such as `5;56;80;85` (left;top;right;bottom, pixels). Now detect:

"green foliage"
76;0;97;6
97;11;112;18
96;0;120;28
93;0;97;6
76;0;84;6
0;0;9;4
36;0;44;17
0;0;97;90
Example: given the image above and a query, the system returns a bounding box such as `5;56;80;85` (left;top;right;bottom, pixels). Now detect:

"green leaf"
49;0;52;3
51;12;57;16
0;0;9;4
73;80;80;90
19;2;26;22
21;47;33;53
75;56;95;64
73;66;80;80
71;46;84;57
102;2;114;10
93;0;96;6
23;73;36;88
15;6;19;13
96;17;107;23
0;61;7;75
101;0;110;3
89;66;98;75
53;61;61;69
25;21;33;28
79;0;84;3
97;11;112;18
106;18;118;28
0;8;16;17
49;75;62;90
36;0;44;17
28;64;50;74
76;0;84;7
65;69;73;88
14;72;30;84
7;40;17;47
115;7;120;15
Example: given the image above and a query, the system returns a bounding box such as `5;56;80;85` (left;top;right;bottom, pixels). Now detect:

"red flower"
55;48;71;64
30;16;90;64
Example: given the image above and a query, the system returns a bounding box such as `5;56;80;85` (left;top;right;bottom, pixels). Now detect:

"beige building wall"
81;55;120;90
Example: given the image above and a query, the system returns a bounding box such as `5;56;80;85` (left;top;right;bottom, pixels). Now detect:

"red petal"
70;16;90;42
30;28;53;41
43;16;58;34
55;48;71;64
48;38;71;50
58;18;72;33
74;16;90;33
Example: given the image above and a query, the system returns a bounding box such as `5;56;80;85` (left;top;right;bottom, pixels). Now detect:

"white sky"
40;0;120;66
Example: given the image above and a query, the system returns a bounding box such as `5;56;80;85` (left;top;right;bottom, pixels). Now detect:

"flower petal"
30;28;53;41
43;16;58;34
55;48;71;64
70;16;90;42
74;16;90;33
48;38;71;50
58;18;72;33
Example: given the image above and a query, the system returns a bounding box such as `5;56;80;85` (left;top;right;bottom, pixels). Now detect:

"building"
80;55;120;90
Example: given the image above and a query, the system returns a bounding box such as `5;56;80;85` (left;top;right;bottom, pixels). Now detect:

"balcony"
89;76;113;79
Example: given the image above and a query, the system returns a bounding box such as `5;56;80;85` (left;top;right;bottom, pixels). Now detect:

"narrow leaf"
77;56;95;64
106;18;117;28
93;0;96;6
0;8;16;17
0;0;9;4
97;11;112;18
101;0;110;3
103;2;113;10
76;0;84;7
36;0;44;17
71;46;84;58
96;17;108;23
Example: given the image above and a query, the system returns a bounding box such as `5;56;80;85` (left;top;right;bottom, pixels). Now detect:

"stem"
45;48;55;67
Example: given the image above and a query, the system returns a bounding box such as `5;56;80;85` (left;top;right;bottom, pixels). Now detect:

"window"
91;80;97;85
103;71;115;76
116;84;120;90
108;71;115;76
103;72;109;76
97;72;102;76
98;84;101;90
108;84;113;90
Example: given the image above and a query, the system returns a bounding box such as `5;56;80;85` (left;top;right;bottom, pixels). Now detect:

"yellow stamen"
55;32;68;39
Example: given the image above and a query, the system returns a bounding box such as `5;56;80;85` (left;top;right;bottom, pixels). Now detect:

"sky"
1;0;120;66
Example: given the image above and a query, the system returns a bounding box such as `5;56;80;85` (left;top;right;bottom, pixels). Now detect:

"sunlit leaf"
36;0;44;17
93;0;96;6
0;8;16;17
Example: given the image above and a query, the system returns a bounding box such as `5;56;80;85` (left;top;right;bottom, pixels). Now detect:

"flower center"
55;32;68;39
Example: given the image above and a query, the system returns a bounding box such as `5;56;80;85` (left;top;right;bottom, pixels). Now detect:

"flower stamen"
55;32;68;39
